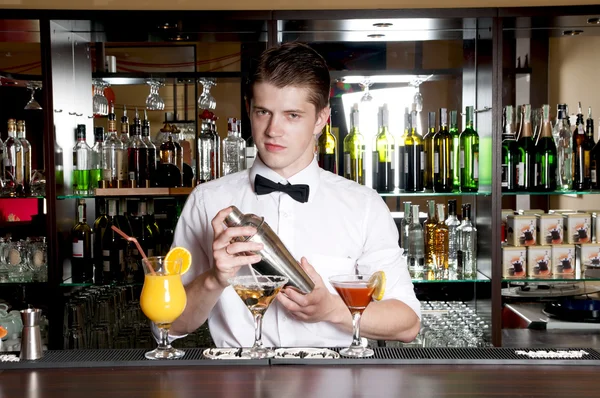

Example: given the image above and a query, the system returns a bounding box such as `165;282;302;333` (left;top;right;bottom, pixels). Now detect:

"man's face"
249;82;329;178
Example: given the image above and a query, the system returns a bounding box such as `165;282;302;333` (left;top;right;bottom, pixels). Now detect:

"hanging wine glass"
409;74;433;113
359;79;373;102
146;80;165;111
198;78;216;110
24;82;42;110
92;80;109;116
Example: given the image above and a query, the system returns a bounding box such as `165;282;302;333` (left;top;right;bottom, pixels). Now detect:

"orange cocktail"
333;284;376;314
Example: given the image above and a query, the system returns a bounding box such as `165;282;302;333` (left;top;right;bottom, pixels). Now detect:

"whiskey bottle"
445;199;461;272
71;199;93;283
553;104;572;191
404;109;424;192
127;108;149;188
501;105;519;192
401;201;412;257
516;105;536;191
156;130;182;188
459;106;479;192
4;119;24;196
423;111;436;191
72;124;91;195
424;200;437;269
433;108;453;193
535;104;557;191
572;102;590;190
433;203;449;272
318;116;337;174
103;103;127;188
343;104;365;185
16;120;31;194
373;104;395;192
407;204;424;271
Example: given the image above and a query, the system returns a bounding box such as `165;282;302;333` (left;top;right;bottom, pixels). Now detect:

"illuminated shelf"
379;190;491;197
502;190;600;196
57;187;194;199
0;196;44;199
60;278;142;287
411;270;490;283
502;275;600;283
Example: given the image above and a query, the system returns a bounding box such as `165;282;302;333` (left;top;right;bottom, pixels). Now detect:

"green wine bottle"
449;110;460;192
501;105;519;192
373;104;395;193
516;104;536;191
398;107;410;191
433;108;453;193
404;109;424;192
459;106;479;192
423;111;436;191
535;104;557;191
343;103;365;185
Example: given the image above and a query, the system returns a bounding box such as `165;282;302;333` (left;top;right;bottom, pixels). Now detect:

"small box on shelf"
502;246;527;278
563;213;592;244
577;244;600;277
506;215;537;246
537;214;563;245
527;246;552;277
551;244;576;278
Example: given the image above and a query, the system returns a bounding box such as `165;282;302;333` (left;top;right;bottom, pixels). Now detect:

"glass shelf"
0;281;48;286
503;275;600;283
57;187;194;199
411;270;490;283
502;190;600;196
0;196;45;200
380;191;491;197
60;278;142;287
57;194;95;200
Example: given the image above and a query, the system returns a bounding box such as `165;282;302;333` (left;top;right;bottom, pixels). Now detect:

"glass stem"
253;313;264;348
351;312;363;348
158;325;171;349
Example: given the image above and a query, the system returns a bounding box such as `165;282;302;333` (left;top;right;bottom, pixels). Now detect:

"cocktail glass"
329;274;376;357
140;256;187;360
228;275;288;359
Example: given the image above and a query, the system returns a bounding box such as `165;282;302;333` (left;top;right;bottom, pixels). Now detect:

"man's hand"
210;206;264;288
277;257;347;324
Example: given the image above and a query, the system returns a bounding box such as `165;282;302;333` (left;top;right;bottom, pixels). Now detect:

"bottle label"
129;171;136;181
373;151;378;171
420;150;425;171
102;169;112;180
390;150;395;169
102;250;110;272
473;152;479;180
592;169;597;184
460;150;465;169
404;151;408;172
434;153;440;174
116;150;126;181
501;163;508;187
517;162;524;186
344;153;351;175
90;237;94;259
72;240;84;258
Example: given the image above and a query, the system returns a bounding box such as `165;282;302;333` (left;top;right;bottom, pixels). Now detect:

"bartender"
169;42;421;348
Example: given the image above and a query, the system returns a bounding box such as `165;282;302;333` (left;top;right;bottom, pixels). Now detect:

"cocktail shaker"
20;308;43;360
225;206;314;293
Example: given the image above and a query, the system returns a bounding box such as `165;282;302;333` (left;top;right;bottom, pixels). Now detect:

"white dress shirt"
173;156;421;348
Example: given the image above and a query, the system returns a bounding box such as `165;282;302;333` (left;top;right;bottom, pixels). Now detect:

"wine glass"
198;78;216;110
24;82;42;110
359;79;373;103
227;275;288;359
139;256;187;360
329;274;376;357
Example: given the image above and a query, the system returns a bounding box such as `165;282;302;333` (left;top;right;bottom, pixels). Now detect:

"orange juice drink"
140;273;187;324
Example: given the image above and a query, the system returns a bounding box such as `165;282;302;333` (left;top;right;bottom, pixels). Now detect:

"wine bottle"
343;104;365;185
457;203;477;279
373;104;395;192
16;120;31;194
131;200;155;283
103;103;127;188
71;199;93;283
572;102;590;190
459;106;479;192
424;200;437;270
397;108;410;191
516;105;536;191
592;117;600;189
407;204;424;271
535;104;557;191
142;110;158;187
433;108;453;193
404;109;424;192
553;104;573;191
102;199;125;284
423;111;436;191
72;124;91;195
401;201;412;257
449;110;460;192
584;107;595;188
445;199;461;272
93;200;108;284
501;105;519;192
197;116;214;184
318;116;337;174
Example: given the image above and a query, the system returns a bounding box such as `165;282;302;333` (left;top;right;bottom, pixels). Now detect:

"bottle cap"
76;124;86;139
94;127;104;141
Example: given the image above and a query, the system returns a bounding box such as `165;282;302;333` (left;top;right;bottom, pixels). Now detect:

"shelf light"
563;30;583;36
373;23;393;28
587;18;600;24
367;34;385;39
336;75;422;84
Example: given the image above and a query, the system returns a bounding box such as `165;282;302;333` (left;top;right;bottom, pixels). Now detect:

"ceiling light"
373;23;393;28
563;30;583;36
170;34;190;41
367;34;385;39
158;22;178;30
587;18;600;24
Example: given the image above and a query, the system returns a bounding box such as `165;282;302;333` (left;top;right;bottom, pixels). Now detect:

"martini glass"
228;275;288;359
329;274;376;357
140;256;187;360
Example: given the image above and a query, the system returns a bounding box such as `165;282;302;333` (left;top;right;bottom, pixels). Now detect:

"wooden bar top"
1;364;598;397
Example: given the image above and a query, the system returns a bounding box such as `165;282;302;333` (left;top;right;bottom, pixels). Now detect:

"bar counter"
1;347;600;397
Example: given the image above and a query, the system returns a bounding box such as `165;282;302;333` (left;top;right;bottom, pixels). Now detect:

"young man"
170;42;420;347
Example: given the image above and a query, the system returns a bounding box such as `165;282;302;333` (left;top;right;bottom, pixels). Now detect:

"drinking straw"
111;225;156;275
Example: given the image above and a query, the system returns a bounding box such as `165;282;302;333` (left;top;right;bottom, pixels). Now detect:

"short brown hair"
245;42;331;112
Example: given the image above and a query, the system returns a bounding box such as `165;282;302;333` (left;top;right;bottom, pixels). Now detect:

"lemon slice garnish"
369;271;386;301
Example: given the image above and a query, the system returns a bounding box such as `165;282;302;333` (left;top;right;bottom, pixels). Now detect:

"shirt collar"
249;155;321;203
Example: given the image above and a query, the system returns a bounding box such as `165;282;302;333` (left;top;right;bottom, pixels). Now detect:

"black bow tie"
254;174;310;203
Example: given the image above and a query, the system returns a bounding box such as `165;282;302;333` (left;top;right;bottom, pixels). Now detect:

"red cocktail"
329;274;376;358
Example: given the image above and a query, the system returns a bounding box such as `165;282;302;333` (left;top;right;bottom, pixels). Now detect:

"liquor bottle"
404;109;424;192
401;201;412;257
102;199;124;284
71;199;93;283
398;108;410;191
119;105;130;147
373;104;395;192
459;106;479;192
553;104;573;191
90;127;104;191
449;110;461;192
407;204;424;270
245;135;256;170
93;200;108;284
318;116;337;174
4;119;24;196
343;103;365;184
147;199;162;256
197;117;213;184
103;103;127;188
457;203;477;279
0;138;5;192
445;199;461;272
156;129;182;188
16;120;31;194
584;107;595;188
210;113;221;179
236;119;246;174
141;110;158;187
72;124;91;195
433;204;449;272
127;108;149;188
501;105;519;192
424;200;437;269
592;117;600;189
535;104;557;191
423;111;436;191
55;133;64;194
516;105;536;191
171;125;185;186
223;117;243;176
433;108;453;193
572;102;590;191
131;200;155;283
